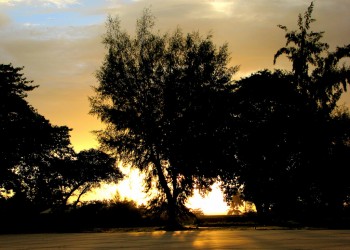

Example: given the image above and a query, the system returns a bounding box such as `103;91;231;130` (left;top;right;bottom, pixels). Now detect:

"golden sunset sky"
1;0;349;151
1;0;350;214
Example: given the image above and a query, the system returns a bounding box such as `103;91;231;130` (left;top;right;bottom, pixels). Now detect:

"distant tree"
227;190;256;215
58;149;122;209
227;192;244;215
72;198;144;228
190;208;204;217
90;9;236;228
18;146;122;212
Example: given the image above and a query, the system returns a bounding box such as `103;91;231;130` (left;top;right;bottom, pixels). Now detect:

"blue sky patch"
5;2;106;27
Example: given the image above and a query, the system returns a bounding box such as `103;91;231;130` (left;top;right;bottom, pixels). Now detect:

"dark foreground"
1;229;350;249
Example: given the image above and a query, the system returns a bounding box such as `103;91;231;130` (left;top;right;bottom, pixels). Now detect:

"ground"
1;229;350;249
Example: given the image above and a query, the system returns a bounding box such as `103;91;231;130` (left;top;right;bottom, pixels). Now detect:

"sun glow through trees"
82;171;230;215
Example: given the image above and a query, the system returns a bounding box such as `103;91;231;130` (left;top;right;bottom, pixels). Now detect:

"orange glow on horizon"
186;182;229;215
82;176;230;215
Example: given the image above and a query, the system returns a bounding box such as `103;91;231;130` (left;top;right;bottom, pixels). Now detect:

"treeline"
91;2;350;228
1;2;350;231
0;64;125;230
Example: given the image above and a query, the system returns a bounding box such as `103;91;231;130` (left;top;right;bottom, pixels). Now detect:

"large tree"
229;70;308;216
0;63;74;214
90;10;236;228
274;1;350;115
0;64;71;197
273;1;350;216
227;2;350;218
0;64;122;213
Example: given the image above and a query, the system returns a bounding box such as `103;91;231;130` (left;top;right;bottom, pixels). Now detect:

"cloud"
1;0;349;151
0;0;79;8
0;21;104;150
0;12;11;27
210;0;235;16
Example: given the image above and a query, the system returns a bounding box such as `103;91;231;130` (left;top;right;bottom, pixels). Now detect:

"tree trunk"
73;185;90;209
153;159;182;230
167;196;179;229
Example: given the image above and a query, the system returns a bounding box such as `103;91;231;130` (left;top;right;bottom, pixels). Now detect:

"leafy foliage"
0;64;122;213
58;149;122;209
0;64;71;197
230;70;307;215
274;1;350;114
90;9;237;227
226;2;350;218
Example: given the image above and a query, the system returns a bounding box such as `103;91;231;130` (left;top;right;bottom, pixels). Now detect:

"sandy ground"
1;229;350;249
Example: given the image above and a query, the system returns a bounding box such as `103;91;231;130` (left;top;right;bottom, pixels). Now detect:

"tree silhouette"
0;64;70;198
90;9;236;228
58;149;122;209
1;64;123;214
230;70;309;216
273;1;350;216
274;1;350;115
227;2;350;219
1;63;36;194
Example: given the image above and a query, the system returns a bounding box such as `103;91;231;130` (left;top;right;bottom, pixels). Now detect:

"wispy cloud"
0;12;11;27
0;0;79;8
0;0;349;151
209;0;235;17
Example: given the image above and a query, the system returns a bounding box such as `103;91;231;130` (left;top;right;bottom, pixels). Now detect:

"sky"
1;0;350;213
1;0;350;151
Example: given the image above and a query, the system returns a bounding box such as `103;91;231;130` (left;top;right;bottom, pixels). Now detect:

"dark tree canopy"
0;64;71;195
228;70;304;215
2;1;350;231
59;149;122;209
274;1;350;114
273;3;350;216
90;9;237;227
1;64;122;213
225;2;350;218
